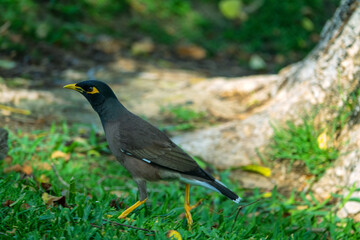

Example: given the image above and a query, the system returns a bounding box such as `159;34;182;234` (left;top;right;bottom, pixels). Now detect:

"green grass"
269;117;339;176
160;105;208;131
1;124;359;239
268;85;360;178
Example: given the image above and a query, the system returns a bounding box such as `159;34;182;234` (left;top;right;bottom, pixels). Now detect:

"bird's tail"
209;180;242;204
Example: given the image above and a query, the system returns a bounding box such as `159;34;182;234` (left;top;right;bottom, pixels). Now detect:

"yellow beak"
63;83;84;93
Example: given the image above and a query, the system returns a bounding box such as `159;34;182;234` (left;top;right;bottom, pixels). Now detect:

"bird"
64;80;241;230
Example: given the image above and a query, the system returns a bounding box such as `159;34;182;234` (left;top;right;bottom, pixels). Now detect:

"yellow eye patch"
87;87;99;94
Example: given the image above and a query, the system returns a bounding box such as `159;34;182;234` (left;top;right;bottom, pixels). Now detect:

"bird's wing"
118;114;211;179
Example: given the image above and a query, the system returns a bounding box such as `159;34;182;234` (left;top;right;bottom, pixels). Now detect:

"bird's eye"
87;87;93;92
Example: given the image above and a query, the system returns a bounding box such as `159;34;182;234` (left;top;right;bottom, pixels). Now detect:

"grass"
268;84;360;178
269;117;339;176
160;104;208;132
1;123;360;239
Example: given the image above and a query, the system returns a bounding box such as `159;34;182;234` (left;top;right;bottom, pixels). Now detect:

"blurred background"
0;0;340;130
0;0;339;83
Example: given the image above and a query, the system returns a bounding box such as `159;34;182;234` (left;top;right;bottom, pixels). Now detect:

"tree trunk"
174;0;360;218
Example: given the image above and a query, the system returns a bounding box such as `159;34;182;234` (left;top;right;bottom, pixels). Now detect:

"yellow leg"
184;184;201;231
118;198;147;219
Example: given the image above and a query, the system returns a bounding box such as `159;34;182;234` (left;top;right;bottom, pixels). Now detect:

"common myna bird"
64;80;241;230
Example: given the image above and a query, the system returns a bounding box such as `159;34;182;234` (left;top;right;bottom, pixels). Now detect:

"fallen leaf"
42;193;68;207
41;182;52;191
175;44;206;60
211;223;219;229
51;151;70;162
241;164;271;177
131;38;154;56
21;203;30;209
2;199;14;207
22;165;33;175
166;230;182;240
296;205;308;210
37;162;52;171
6;228;16;235
317;132;327;150
262;192;272;198
39;174;50;183
109;198;125;210
3;164;22;173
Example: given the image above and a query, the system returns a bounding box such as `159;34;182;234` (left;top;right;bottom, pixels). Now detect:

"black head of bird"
64;80;241;231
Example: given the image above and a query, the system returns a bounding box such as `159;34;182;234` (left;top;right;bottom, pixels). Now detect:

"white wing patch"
120;149;132;156
142;158;151;163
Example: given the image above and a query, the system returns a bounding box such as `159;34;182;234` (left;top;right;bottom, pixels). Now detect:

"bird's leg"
118;179;148;219
184;183;202;231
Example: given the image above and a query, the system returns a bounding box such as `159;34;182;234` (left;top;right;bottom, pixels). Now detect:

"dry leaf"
317;132;327;150
6;228;16;235
109;198;125;210
42;193;68;207
3;164;22;173
2;199;14;207
51;150;70;162
166;230;182;240
21;203;30;209
131;38;154;55
262;192;272;198
22;165;33;175
41;182;52;191
176;44;206;60
296;205;308;210
37;162;52;171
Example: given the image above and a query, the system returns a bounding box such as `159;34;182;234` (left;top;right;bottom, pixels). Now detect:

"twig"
231;199;262;231
51;163;69;188
102;219;156;233
286;226;328;234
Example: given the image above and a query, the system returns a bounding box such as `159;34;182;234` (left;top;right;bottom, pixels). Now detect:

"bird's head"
64;80;117;108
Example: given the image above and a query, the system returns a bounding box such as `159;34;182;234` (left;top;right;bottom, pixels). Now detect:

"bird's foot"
188;199;202;211
118;198;147;219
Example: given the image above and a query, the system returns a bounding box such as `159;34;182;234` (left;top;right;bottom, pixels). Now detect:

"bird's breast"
103;121;124;158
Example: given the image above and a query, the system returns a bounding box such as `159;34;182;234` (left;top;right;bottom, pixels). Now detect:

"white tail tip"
233;196;242;204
